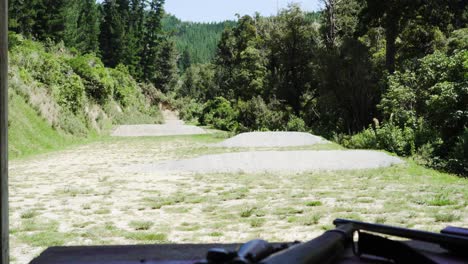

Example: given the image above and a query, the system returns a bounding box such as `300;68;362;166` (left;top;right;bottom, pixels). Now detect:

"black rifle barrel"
334;218;468;248
260;224;354;264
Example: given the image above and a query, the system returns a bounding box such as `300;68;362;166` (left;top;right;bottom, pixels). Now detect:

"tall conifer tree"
99;0;126;67
141;0;165;84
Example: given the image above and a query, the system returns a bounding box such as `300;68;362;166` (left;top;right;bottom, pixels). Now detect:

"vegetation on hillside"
9;0;179;92
8;34;162;158
162;15;236;68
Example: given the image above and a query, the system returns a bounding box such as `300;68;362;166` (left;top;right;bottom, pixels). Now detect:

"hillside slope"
8;34;163;158
163;15;236;65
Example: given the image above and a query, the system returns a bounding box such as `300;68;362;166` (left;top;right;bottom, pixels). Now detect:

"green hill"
162;14;236;65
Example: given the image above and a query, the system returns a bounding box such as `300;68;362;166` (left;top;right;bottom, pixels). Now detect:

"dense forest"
176;1;467;176
162;15;236;68
6;0;468;175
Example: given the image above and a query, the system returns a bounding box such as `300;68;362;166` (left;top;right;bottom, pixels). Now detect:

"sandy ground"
111;110;206;137
132;150;403;173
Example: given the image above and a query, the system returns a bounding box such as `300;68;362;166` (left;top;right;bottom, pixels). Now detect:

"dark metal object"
334;218;468;250
232;239;274;263
357;232;438;264
260;224;354;264
0;0;8;263
199;239;287;264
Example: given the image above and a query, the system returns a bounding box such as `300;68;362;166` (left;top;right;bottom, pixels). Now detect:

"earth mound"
132;150;403;173
218;132;328;147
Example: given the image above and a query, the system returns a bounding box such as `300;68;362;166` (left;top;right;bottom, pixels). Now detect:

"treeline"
162;12;320;70
162;15;236;68
8;0;178;92
176;1;467;175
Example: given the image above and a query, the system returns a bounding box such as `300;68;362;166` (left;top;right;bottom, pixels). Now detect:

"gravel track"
217;132;328;147
131;150;404;173
111;110;206;137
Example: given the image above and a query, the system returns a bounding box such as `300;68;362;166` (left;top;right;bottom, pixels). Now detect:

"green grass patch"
305;201;323;207
129;221;154;231
18;231;76;247
123;232;167;242
434;213;461;222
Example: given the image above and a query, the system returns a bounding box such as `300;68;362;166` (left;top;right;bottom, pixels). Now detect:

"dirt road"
8;126;468;263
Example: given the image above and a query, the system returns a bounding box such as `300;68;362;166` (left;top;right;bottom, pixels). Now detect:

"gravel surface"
217;132;328;147
111;124;206;137
131;150;404;173
111;110;206;137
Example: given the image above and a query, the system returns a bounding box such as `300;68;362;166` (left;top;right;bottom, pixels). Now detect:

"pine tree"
178;48;192;72
8;0;39;37
154;39;179;92
74;0;101;54
141;0;165;84
122;0;146;77
99;0;126;67
33;0;69;41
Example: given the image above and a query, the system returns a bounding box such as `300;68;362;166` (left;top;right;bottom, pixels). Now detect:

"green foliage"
99;0;127;68
8;35;163;159
56;109;88;137
110;64;139;107
176;98;204;123
68;54;114;104
162;14;236;66
236;97;288;132
200;97;239;131
345;121;415;157
179;64;216;101
286;115;307;132
56;73;86;114
379;48;467;174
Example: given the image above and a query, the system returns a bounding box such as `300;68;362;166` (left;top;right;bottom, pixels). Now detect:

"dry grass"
9;134;468;263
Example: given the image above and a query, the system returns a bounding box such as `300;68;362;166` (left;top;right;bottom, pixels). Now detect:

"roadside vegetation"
8;35;163;159
173;3;467;176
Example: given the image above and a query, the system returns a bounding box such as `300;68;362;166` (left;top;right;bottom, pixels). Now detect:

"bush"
345;121;415;157
200;97;239;131
343;127;377;149
286;115;307;132
55;110;88;137
68;54;114;104
446;128;467;175
55;73;86;114
177;98;204;123
110;64;139;107
236;96;290;131
375;122;415;156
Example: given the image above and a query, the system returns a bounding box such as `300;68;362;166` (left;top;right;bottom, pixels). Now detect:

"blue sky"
165;0;322;22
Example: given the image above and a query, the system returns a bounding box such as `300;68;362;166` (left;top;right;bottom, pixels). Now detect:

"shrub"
446;128;468;175
55;73;86;114
199;97;239;131
56;110;88;137
68;55;114;104
345;121;415;156
375;122;415;156
344;127;378;150
177;97;203;123
110;64;139;107
286;115;307;132
236;96;290;131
